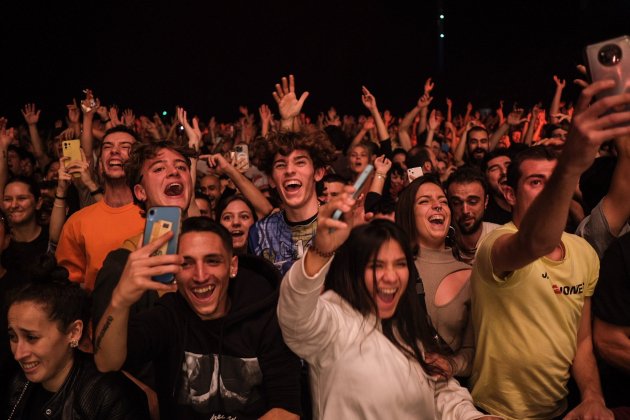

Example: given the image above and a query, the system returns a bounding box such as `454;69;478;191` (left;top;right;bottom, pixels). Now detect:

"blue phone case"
143;206;182;283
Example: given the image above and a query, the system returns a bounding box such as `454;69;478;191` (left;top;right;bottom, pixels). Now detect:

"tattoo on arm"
94;316;113;354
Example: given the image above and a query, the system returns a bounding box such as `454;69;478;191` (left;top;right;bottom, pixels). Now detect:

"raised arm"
369;155;392;195
94;234;180;372
596;134;630;236
201;153;273;218
489;108;526;151
21;103;50;169
0;121;14;203
550;75;566;125
361;86;388;141
399;93;433;151
259;104;273;138
272;74;309;132
80;89;99;163
490;80;630;275
49;158;72;246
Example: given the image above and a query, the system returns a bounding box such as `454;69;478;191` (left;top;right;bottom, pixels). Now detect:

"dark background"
2;0;629;125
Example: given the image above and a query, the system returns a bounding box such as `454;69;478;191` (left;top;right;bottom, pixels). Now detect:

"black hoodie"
124;255;302;420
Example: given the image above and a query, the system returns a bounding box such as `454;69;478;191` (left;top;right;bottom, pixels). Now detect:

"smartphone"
62;139;84;178
407;166;424;183
142;206;182;283
585;35;630;119
233;144;250;172
331;164;374;221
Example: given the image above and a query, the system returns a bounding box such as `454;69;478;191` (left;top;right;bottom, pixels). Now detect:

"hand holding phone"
331;164;374;221
143;207;182;283
585;35;630;121
62;139;84;178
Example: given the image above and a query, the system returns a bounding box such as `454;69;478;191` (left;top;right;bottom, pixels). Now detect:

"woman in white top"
278;187;495;420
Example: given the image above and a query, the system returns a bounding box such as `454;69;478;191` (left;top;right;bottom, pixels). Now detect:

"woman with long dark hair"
396;174;474;378
278;188;491;419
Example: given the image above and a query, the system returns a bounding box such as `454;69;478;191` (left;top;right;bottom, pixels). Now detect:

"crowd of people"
1;70;629;419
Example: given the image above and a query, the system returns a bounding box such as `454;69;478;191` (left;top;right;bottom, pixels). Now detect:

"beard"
458;216;483;235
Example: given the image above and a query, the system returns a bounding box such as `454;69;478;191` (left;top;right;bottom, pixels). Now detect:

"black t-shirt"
483;195;512;225
592;232;630;407
23;383;54;420
124;260;301;420
1;228;49;273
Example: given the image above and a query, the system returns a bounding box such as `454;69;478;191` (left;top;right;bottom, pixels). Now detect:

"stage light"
439;14;445;19
162;111;168;116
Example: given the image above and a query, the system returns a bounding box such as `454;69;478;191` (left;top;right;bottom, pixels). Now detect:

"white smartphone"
331;164;374;221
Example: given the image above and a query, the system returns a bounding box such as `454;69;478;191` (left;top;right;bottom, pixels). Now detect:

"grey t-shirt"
575;198;630;259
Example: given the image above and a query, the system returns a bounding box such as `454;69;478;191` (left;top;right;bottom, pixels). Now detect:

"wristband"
55;194;66;200
101;118;111;123
90;187;104;196
375;172;387;179
309;243;335;259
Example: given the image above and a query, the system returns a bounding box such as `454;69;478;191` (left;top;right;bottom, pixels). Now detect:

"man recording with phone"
93;217;302;419
469;79;630;419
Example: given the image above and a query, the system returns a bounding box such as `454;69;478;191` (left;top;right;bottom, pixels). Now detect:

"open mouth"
231;230;244;239
165;183;184;196
428;215;445;225
283;180;302;193
192;284;216;300
376;287;398;303
108;159;123;168
21;361;39;372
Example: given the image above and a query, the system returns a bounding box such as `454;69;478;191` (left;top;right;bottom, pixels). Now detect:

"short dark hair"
7;256;90;341
325;219;447;377
254;130;336;175
6;175;41;201
215;194;258;225
445;166;489;197
181;216;234;256
124;141;197;209
481;148;512;173
321;173;348;185
102;125;140;146
395;174;443;255
467;126;489;142
506;146;558;191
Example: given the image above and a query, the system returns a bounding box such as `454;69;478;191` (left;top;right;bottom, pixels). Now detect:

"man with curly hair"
248;129;335;275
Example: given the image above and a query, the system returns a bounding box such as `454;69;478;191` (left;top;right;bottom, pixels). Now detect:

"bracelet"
101;118;111;123
309;243;335;259
90;187;104;196
375;172;387;179
53;203;66;208
55;194;66;200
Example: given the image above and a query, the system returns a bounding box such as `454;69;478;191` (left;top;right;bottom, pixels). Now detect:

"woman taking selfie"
5;260;149;419
278;188;492;419
396;174;474;378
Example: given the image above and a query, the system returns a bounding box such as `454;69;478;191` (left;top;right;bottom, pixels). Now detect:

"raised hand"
361;86;378;112
373;154;392;175
122;108;135;127
108;106;122;126
417;93;433;109
363;116;375;131
67;99;81;124
0;122;15;149
21;103;41;125
507;108;527;126
553;75;566;89
446;97;453;108
424;77;435;95
80;89;99;114
272;74;309;124
428;109;443;131
176;106;201;150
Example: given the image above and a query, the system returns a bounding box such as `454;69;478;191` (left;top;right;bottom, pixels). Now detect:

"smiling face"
467;129;489;161
100;131;135;180
447;181;487;235
8;301;80;392
485;155;511;197
199;175;221;208
177;231;237;320
133;148;192;211
219;199;254;251
349;145;370;176
3;181;41;227
270;149;323;220
363;239;409;319
413;182;450;249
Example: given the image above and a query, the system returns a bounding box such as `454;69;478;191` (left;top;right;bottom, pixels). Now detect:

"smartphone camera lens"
149;209;155;216
598;44;622;67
